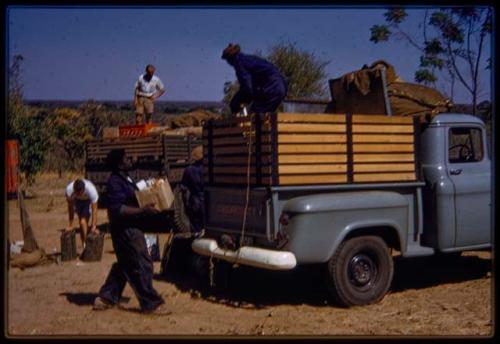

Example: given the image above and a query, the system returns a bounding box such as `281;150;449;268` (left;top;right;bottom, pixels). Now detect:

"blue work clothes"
228;53;288;114
98;171;164;312
181;161;205;233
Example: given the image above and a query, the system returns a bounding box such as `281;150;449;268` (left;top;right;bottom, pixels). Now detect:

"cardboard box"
135;178;174;211
103;127;120;138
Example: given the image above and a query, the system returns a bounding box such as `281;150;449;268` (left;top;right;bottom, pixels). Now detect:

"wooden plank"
353;172;416;182
353;134;414;143
210;176;272;185
353;163;416;173
278;174;348;185
209;166;272;175
278;123;346;133
204;156;262;165
353;143;415;153
352;124;414;134
352;114;414;124
206;135;272;147
277;113;346;123
212;145;272;155
278;154;347;164
278;144;347;154
278;164;347;174
353;154;415;163
278;134;347;144
212;124;271;136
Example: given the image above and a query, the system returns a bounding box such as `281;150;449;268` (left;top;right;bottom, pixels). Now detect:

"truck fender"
326;220;403;262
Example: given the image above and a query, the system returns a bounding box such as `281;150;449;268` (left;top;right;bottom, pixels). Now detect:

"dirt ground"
5;173;493;337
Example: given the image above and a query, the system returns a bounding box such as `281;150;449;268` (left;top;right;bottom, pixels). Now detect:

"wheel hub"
348;254;377;287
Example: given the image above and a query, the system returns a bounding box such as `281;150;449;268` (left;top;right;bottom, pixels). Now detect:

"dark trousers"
98;227;164;311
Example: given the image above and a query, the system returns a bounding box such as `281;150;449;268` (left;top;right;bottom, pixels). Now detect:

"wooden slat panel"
353;172;416;182
278;134;347;144
278;123;346;133
352;125;414;134
278;144;347;154
353;144;415;153
279;164;347;174
353;163;416;173
277;113;346;123
353;134;414;143
353;154;415;163
352;114;414;124
279;174;348;185
278;154;347;164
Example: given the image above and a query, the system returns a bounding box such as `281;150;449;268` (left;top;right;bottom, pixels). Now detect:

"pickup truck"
192;112;491;307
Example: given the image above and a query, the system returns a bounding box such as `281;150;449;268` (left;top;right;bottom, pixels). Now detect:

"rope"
233;111;253;268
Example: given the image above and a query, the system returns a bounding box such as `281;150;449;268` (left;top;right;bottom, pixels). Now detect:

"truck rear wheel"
326;235;394;307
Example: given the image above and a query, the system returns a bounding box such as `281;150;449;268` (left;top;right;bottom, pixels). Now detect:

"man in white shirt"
134;64;165;124
65;179;99;250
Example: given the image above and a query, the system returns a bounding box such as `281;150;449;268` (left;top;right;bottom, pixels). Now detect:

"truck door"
447;126;491;247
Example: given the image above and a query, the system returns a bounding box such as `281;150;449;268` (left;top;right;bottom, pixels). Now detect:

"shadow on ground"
155;244;491;309
60;292;131;307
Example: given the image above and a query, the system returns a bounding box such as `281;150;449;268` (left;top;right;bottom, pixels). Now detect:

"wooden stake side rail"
203;113;419;186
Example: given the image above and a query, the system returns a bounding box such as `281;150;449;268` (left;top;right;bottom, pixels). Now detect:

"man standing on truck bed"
65;178;99;251
222;43;288;115
134;64;165;124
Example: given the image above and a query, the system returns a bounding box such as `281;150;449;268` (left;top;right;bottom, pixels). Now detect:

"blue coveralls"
97;171;164;312
180;161;204;233
227;53;288;114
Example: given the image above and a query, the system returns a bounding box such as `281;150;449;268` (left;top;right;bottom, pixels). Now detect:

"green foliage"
415;69;438;85
46;107;92;172
12;109;51;185
369;7;492;115
384;8;407;24
266;41;330;99
370;25;391;43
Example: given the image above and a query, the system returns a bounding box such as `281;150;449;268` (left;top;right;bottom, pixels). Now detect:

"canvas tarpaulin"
328;60;452;119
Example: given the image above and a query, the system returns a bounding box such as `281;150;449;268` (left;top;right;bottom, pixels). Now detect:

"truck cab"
421;113;491;251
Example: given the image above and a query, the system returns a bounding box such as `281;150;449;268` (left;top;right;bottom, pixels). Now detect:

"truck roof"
430;113;485;126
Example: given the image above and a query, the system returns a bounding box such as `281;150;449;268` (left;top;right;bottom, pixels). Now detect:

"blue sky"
7;6;492;103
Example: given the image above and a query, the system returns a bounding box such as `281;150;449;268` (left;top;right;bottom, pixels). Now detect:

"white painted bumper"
191;238;297;270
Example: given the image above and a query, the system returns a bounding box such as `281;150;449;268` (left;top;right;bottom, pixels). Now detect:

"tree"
267;41;330;99
8;55;51;185
370;7;492;115
12;109;51;185
222;41;330;111
46;107;93;174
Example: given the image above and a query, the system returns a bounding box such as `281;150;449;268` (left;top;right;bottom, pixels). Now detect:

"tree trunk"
18;190;39;253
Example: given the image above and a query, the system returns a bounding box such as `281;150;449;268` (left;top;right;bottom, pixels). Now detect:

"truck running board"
403;243;435;257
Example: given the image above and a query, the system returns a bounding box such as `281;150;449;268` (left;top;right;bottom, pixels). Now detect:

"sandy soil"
5;173;493;337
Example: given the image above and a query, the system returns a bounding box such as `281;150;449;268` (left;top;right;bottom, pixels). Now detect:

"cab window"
448;127;483;163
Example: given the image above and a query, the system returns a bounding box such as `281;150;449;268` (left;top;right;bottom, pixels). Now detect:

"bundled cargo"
328;60;452;120
203;112;419;186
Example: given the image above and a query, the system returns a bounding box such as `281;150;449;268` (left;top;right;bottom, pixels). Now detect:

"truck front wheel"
326;235;394;307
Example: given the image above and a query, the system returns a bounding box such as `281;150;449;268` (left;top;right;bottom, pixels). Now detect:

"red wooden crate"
119;123;158;137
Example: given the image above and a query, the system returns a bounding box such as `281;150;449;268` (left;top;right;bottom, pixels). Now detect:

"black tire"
326;235;394;307
173;186;191;233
